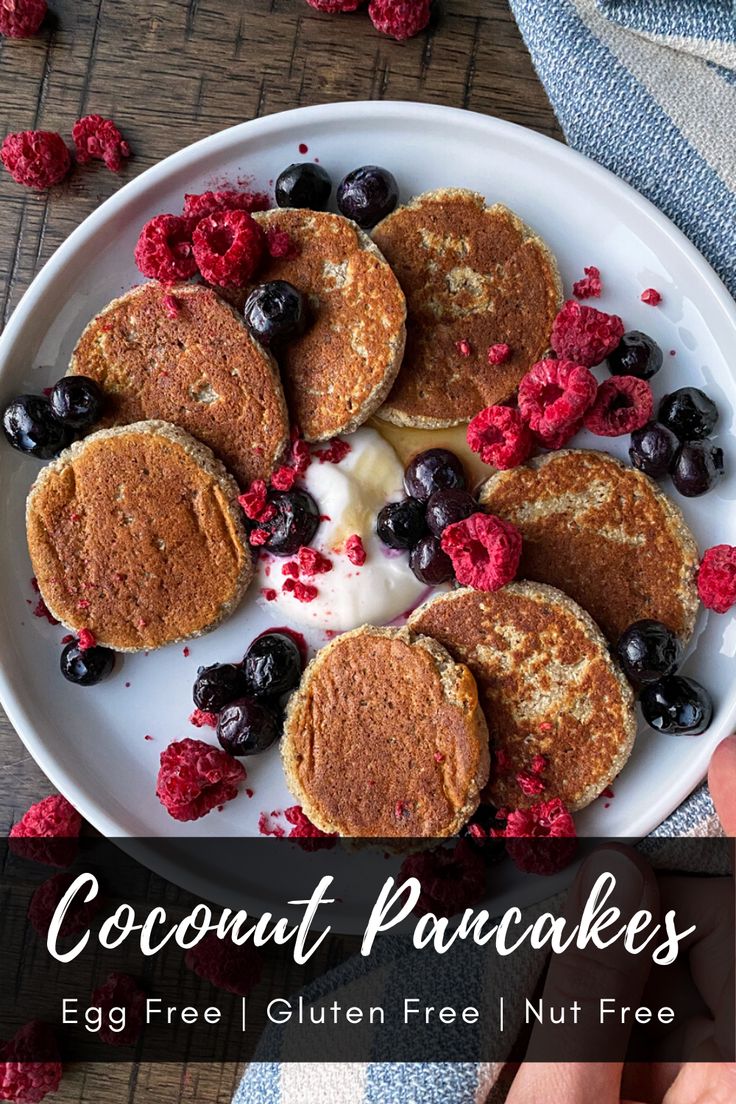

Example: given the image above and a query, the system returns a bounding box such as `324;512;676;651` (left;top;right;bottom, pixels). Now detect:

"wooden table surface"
0;2;560;1099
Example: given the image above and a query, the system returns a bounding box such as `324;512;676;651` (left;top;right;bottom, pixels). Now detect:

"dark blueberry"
426;489;477;536
243;281;308;348
658;387;719;441
217;697;281;756
49;376;104;429
376;497;426;550
193;662;249;712
60;641;115;686
640;676;713;735
404;448;466;503
460;803;507;864
275;162;332;211
409;534;453;585
257;490;320;556
243;631;303;698
628;421;679;479
671;441;724;497
2;395;71;458
336;165;399;229
608;331;663;381
615;619;682;686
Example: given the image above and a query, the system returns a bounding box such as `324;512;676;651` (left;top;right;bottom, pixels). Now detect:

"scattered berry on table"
404;448;466;502
425;488;477;536
185;931;262;995
134;214;196;283
60;640;115;686
274;162;332;210
376;496;426;550
517;358;596;449
217;697;281;757
243;631;303;698
615;619;682;686
49;375;104;429
399;839;486;919
697;545;736;614
628;421;679;478
640;676;713;735
658;387;719;441
550;299;625;367
572;265;602;300
409;534;454;585
670;441;724;497
28;871;102;937
336;165;399;228
305;0;362;11
368;0;431;40
0;0;47;38
192;209;265;288
584;375;653;437
441;512;522;592
254;490;320;556
242;280;308;347
90;973;146;1046
608;330;663;380
1;129;70;189
156;738;245;821
9;794;81;868
72;114;131;172
0;1021;62;1104
467;405;534;469
192;662;249;713
183;189;270;220
2;394;71;458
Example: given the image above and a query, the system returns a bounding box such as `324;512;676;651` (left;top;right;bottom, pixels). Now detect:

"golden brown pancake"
26;421;251;652
252;209;406;442
372;189;562;428
479;449;700;644
282;625;489;838
68;282;288;488
409;584;637;812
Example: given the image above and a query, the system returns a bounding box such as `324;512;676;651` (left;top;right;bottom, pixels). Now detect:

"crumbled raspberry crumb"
456;339;472;357
290;434;312;475
258;811;285;837
77;628;96;651
90;973;146;1046
0;0;47;38
189;709;218;729
441;513;522;591
261;588;278;604
0;1021;61;1103
9;794;82;868
282;561;300;579
399;840;486;919
32;594;59;625
270;464;299;491
550;300;625;367
28;871;102;937
494;748;511;774
487;343;511;366
161;293;180;318
282;578;318;603
584;375;653;437
1;129;70;190
517;358;597;449
368;0;431;39
182;646;190;657
134;214;196;284
467;405;534;469
284;805;337;848
249;528;270;547
499;798;577;874
72;114;131;173
572;265;602;300
601;786;615;800
183;190;270;221
434;751;445;763
641;287;662;306
516;769;546;797
697;545;736;614
298;546;332;576
531;754;548;775
192;209;265;289
156;739;245;822
345;534;366;566
61;634;74;645
245;787;254;798
185;932;262;996
313;438;351;464
266;227;300;259
238;479;269;520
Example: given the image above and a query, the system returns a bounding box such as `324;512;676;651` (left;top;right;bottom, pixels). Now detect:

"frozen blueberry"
3;395;71;458
658;387;718;441
275;163;332;211
376;497;426;550
243;281;308;348
49;376;104;429
409;535;453;585
404;449;466;503
671;442;724;497
628;421;678;479
243;631;303;698
193;662;249;713
425;489;477;536
60;641;115;686
257;490;320;556
640;676;713;735
615;619;682;685
336;166;399;229
608;331;663;381
217;697;281;756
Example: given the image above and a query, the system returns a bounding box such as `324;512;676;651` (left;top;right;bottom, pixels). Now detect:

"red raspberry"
441;512;522;591
192;209;265;289
134;214;197;284
155;738;245;822
368;0;430;39
697;545;736;614
641;287;662;306
456;339;472;357
282;561;299;579
183;190;270;221
284;805;337;850
238;479;268;520
0;0;47;38
270;464;299;492
345;534;366;566
9;794;82;867
249;527;270;547
517;358;597;449
282;578;318;603
77;628;96;651
584;375;653;436
502;797;577;875
399;840;486;919
189;708;217;729
185;932;262;995
290;435;312;475
305;0;362;11
1;130;70;189
487;343;511;366
516;769;545;797
297;546;332;575
28;871;102;937
466;405;534;470
72;114;130;172
266;228;300;259
572;265;602;300
0;1021;61;1103
550;299;625;367
313;438;351;464
90;973;145;1046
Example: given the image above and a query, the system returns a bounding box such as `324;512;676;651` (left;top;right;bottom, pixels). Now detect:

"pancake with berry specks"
26;421;251;652
251;208;406;442
479;449;700;644
371;189;562;428
409;583;637;812
281;625;489;838
67;281;289;488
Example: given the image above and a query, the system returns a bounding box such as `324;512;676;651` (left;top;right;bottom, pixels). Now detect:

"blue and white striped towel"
236;3;735;1100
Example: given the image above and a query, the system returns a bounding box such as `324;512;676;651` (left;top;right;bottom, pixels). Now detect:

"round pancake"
68;282;289;488
282;625;489;838
26;420;251;652
251;209;406;442
479;449;700;644
372;189;562;428
409;584;637;812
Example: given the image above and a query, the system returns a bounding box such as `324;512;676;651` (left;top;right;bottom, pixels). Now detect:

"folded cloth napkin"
236;3;735;1100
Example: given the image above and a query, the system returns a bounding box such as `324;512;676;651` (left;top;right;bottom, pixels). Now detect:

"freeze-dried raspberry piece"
290;434;312;475
305;0;362;11
185;932;262;995
238;479;268;520
456;339;472;357
284;805;337;850
270;464;299;492
466;405;534;470
77;628;96;651
641;287;662;306
155;738;245;822
249;527;269;547
368;0;430;39
28;871;102;937
72;114;131;172
297;546;332;575
90;973;145;1046
572;265;602;300
502;797;577;875
134;214;197;284
0;0;46;37
399;840;486;919
192;209;265;289
0;1021;61;1103
517;358;597;448
9;794;82;868
441;513;521;591
183;189;270;221
282;578;318;603
487;343;511;366
313;438;351;464
550;299;625;367
189;708;218;729
516;770;545;798
1;130;70;189
697;544;736;614
584;375;653;436
345;534;366;566
266;228;299;259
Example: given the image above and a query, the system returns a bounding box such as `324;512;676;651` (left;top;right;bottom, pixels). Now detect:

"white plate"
1;101;735;862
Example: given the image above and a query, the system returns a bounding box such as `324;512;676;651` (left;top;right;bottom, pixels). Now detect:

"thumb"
708;734;736;834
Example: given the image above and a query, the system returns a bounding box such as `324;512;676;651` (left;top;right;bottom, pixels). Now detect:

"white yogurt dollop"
256;427;427;631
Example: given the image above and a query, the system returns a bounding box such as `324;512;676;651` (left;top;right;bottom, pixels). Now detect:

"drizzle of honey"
368;416;492;491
